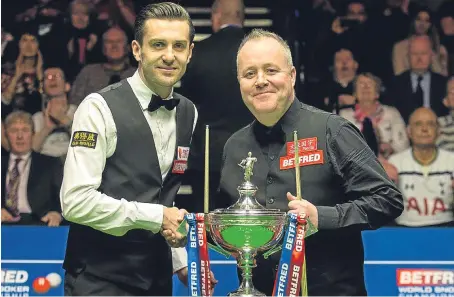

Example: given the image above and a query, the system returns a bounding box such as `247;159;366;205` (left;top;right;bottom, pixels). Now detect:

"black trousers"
64;270;172;296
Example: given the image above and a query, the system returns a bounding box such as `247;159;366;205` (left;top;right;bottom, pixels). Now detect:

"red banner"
196;214;211;296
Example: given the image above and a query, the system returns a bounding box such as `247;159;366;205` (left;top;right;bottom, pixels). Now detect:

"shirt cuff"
133;203;164;234
316;206;339;229
172;247;188;273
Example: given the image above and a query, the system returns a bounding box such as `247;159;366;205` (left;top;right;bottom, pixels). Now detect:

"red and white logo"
397;269;454;286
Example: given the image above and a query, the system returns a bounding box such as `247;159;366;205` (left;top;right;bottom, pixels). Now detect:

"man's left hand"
287;192;318;228
41;211;62;227
176;267;218;295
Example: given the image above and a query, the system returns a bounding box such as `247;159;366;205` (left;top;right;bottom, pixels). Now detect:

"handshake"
160;206;188;248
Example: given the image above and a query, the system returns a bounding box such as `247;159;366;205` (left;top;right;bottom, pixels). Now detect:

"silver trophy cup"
206;152;287;297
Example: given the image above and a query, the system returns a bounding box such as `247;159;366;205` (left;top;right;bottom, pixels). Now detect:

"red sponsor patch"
286;137;318;156
177;146;190;161
172;160;187;174
279;150;324;170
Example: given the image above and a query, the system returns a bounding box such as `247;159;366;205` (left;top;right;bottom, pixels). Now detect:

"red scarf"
353;102;384;131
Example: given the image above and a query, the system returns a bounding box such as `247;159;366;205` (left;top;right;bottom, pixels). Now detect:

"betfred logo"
279;150;324;170
1;270;28;283
397;269;454;286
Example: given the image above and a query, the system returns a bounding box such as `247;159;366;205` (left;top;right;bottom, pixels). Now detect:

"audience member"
388;35;448;123
314;1;373;79
313;48;358;112
92;0;136;40
438;0;454;75
178;0;252;212
69;26;135;105
1;26;44;121
392;7;448;76
32;67;76;159
389;107;454;227
438;76;454;151
340;73;409;159
63;0;101;82
1;111;63;226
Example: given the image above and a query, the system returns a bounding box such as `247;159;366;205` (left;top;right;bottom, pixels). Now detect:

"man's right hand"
161;207;187;247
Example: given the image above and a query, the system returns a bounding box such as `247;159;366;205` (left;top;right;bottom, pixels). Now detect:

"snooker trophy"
183;127;315;297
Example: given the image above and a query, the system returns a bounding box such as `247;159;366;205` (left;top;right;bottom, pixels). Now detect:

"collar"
129;70;174;111
9;152;31;164
219;24;243;30
253;98;301;142
410;71;430;80
411;147;438;166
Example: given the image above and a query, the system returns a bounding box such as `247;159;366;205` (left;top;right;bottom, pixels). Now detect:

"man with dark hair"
60;2;214;296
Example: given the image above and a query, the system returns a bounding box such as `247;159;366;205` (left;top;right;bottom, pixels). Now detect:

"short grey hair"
236;29;293;70
354;72;382;95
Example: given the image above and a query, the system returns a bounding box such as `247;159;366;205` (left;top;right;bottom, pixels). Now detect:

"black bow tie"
147;95;180;112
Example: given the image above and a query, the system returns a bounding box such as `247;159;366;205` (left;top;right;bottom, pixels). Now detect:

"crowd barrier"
1;226;453;296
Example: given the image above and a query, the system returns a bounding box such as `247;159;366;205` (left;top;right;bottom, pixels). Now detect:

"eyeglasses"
44;73;63;81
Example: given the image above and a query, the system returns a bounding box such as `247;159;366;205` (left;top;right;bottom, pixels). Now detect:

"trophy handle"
262;245;282;259
207;242;232;258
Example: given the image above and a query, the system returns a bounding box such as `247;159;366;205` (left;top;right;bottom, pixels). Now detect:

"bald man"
178;0;253;213
387;36;448;123
389;107;454;227
69;26;136;105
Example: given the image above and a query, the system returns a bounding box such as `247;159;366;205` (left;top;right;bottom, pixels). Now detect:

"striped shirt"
437;113;454;152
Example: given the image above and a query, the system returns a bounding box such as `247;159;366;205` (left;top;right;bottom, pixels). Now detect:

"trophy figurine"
206;152;287;297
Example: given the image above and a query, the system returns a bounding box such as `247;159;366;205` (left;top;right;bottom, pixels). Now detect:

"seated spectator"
437;0;454;75
1;111;63;226
393;7;448;76
388;107;454;227
1;26;44;121
32;67;76;159
63;0;101;82
310;48;358;112
93;0;136;41
69;26;135;105
340;73;409;159
387;35;448;123
1;27;16;62
438;76;454;151
313;1;375;79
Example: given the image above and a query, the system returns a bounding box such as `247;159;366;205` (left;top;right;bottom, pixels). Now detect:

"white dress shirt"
60;70;198;272
32;104;77;157
7;152;32;214
411;72;431;108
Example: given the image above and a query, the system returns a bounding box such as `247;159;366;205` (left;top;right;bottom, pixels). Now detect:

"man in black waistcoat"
60;3;216;295
218;29;404;296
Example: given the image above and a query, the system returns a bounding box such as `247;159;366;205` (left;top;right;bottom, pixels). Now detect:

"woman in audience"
392;7;448;76
339;73;409;159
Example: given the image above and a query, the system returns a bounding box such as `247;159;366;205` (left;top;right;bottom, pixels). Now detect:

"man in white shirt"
1;111;63;226
60;2;215;295
389;107;454;227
